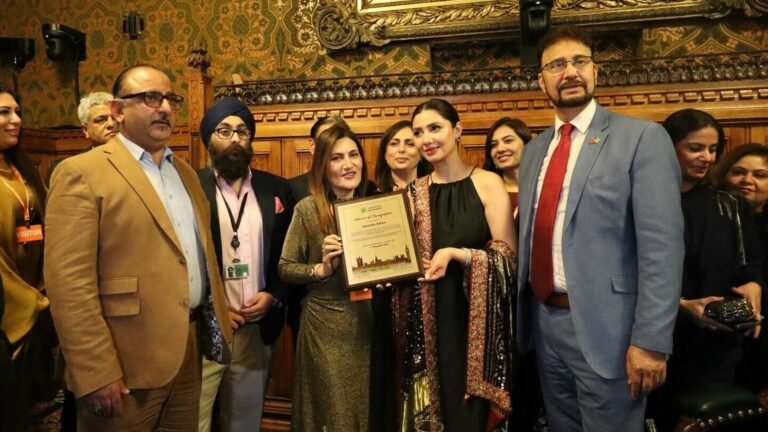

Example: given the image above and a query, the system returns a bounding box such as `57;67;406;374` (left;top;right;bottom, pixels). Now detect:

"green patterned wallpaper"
642;20;768;56
0;0;764;128
0;0;431;127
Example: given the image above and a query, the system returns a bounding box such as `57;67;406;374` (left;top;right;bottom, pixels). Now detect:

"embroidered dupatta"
392;176;516;431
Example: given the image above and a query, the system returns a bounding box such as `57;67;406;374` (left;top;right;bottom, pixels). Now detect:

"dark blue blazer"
198;168;294;345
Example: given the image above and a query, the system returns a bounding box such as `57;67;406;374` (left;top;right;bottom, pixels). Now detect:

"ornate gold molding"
709;0;767;17
245;83;768;127
314;0;731;51
216;51;768;107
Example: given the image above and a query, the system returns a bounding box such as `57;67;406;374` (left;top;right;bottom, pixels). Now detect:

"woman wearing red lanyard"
0;84;56;431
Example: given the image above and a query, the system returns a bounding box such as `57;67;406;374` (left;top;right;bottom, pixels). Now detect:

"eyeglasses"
214;127;251;139
118;91;184;110
541;55;593;74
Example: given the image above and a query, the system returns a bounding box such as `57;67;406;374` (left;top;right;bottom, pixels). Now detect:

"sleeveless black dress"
430;175;492;431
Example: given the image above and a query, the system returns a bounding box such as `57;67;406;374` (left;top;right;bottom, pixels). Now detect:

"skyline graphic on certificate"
352;244;412;272
335;191;422;290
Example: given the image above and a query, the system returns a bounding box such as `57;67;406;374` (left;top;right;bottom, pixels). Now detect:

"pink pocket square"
275;197;285;214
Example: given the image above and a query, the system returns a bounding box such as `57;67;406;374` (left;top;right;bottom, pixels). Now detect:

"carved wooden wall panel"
261;330;294;431
283;138;313;180
25;127;192;182
361;136;381;179
252;140;283;175
459;135;488;171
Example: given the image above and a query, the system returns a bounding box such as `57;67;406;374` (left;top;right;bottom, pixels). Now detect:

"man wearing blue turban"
196;97;294;432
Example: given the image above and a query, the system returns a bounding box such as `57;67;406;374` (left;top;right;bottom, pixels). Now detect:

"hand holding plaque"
317;234;343;279
334;191;423;290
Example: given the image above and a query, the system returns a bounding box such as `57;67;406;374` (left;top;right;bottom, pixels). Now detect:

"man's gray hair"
77;92;114;125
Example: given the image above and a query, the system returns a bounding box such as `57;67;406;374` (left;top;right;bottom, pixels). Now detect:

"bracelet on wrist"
309;264;319;281
310;263;329;282
462;248;471;268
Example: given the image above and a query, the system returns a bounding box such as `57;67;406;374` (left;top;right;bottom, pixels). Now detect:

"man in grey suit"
517;27;684;431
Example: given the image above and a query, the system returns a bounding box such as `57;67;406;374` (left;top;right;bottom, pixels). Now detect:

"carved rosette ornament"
314;1;389;51
187;46;211;72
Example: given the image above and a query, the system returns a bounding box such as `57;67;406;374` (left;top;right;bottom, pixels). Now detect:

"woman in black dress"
385;99;516;432
714;143;768;274
654;110;764;427
713;143;768;392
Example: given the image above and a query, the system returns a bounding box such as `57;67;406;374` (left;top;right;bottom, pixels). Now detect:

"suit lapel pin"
588;137;601;145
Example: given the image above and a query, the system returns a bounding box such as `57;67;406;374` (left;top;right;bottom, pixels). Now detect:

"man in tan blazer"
45;64;232;431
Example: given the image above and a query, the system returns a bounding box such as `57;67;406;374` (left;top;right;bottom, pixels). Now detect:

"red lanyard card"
349;288;372;302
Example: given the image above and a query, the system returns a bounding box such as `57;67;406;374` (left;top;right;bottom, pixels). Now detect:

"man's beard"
550;80;594;108
211;144;252;181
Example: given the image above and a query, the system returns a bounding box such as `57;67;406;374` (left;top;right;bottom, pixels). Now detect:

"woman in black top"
713;143;768;392
714;143;768;280
647;108;764;430
665;109;763;387
482;117;531;224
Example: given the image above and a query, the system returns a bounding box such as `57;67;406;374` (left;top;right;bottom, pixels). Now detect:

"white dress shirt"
532;99;597;293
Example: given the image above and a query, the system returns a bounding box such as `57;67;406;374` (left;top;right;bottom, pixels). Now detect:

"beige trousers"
198;322;273;432
77;321;202;432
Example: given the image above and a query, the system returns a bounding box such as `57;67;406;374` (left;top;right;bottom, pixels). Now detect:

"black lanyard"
216;182;248;252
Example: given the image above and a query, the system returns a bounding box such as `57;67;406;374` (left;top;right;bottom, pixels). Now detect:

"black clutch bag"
704;298;754;326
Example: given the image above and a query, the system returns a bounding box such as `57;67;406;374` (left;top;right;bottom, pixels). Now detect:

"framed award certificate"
334;191;423;290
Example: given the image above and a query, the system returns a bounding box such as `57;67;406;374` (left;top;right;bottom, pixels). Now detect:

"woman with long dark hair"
385;99;516;431
279;123;373;431
650;109;764;429
374;120;431;191
482;117;531;223
0;85;56;431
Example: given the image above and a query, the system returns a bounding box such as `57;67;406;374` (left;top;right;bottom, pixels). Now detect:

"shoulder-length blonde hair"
309;123;369;234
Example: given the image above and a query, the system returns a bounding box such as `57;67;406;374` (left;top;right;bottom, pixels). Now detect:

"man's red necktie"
531;123;573;303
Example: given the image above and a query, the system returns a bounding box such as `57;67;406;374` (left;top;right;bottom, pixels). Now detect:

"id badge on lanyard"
218;180;249;280
2;166;43;243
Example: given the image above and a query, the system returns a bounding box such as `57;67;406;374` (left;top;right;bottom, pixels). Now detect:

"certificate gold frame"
334;191;423;290
313;0;731;51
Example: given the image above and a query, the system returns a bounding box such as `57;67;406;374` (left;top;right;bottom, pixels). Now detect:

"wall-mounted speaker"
42;23;86;62
0;37;35;71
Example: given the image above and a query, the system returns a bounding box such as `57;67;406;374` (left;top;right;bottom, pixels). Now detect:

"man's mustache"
559;80;586;91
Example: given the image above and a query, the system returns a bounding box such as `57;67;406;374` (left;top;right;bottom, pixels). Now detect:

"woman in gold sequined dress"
279;123;373;431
